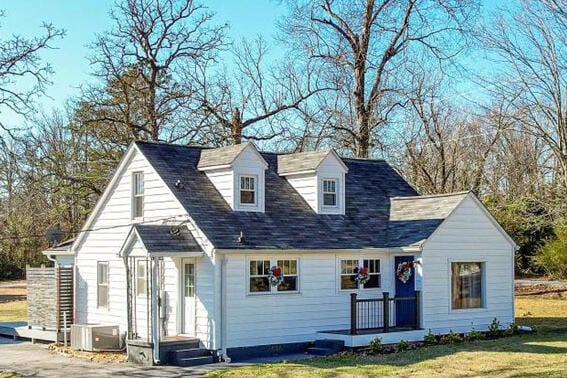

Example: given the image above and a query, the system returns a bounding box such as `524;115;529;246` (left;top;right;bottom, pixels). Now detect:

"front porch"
319;290;423;347
120;223;209;366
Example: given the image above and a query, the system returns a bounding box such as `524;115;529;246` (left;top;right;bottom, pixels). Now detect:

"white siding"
316;155;346;215
195;255;215;347
286;174;318;211
232;147;266;213
223;251;390;349
283;153;347;215
202;145;267;213
205;169;234;208
75;148;193;338
420;195;515;334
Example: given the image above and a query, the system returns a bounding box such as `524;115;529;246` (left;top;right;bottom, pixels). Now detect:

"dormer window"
323;179;337;207
278;149;348;215
132;171;144;219
240;175;256;205
197;143;268;213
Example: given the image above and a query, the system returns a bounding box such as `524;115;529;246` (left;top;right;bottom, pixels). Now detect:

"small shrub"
488;318;502;337
397;339;410;351
504;322;520;336
465;326;484;342
369;337;383;354
423;329;437;345
439;330;463;344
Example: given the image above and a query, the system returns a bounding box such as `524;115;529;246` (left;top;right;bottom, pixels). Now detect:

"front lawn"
0;282;27;322
0;300;26;322
210;294;567;377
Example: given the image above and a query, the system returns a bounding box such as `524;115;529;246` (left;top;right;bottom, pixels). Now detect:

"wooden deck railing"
350;291;421;335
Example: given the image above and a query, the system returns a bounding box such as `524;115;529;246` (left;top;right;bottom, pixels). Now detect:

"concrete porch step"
175;355;215;367
306;346;338;356
307;339;345;356
314;339;345;349
170;347;210;360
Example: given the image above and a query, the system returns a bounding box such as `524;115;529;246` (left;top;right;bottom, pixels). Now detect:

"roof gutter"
388;246;423;254
214;247;391;254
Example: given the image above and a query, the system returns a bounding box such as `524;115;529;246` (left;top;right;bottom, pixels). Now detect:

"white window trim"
238;174;258;207
132;171;144;220
97;261;109;309
448;259;487;313
183;261;196;298
322;178;339;208
338;257;382;292
136;259;148;297
247;257;300;295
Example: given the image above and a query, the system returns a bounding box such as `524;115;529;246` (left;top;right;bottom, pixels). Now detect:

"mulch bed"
47;343;127;363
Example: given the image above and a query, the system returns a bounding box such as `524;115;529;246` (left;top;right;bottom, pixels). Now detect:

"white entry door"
182;261;195;335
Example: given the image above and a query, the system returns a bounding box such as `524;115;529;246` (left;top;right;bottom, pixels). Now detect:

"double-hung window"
240;175;256;205
249;258;299;294
136;259;148;296
322;179;337;207
97;262;109;308
339;258;381;290
132;172;144;218
451;262;483;309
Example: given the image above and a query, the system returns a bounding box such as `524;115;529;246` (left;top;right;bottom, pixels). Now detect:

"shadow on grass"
0;296;25;304
294;331;567;370
516;317;567;333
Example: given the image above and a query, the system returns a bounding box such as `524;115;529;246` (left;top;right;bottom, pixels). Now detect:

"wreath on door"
396;261;414;284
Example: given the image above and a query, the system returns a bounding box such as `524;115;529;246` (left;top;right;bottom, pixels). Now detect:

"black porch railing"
350;291;421;335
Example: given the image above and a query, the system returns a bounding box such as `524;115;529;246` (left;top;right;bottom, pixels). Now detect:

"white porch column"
151;257;161;364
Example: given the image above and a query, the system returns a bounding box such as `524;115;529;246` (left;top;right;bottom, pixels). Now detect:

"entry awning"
119;224;204;257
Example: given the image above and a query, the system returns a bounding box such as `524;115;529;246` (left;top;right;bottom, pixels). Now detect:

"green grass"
0;300;26;322
515;296;567;332
0;372;23;378
210;296;567;377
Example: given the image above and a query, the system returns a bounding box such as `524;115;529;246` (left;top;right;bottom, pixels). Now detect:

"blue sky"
1;1;503;130
0;0;285;128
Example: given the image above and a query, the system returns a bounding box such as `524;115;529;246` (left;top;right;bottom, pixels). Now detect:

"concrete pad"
0;336;316;377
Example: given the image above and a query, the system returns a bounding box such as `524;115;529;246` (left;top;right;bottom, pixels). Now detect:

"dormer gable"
198;142;268;212
278;150;348;215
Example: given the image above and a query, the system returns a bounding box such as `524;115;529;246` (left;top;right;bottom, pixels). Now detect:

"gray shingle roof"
277;150;331;175
134;224;201;253
45;238;75;252
387;193;469;247
135;141;465;250
390;192;468;221
197;142;252;169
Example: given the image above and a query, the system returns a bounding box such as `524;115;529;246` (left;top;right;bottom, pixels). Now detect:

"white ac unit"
70;324;120;351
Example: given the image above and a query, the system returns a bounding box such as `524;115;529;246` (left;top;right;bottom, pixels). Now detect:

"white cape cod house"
71;141;516;366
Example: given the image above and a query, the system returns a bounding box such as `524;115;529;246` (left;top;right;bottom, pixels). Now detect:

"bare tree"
281;0;479;157
396;67;509;195
0;11;64;135
481;0;567;190
189;37;332;146
85;0;226;142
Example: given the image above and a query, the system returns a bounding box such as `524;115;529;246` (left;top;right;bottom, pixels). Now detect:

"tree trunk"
356;112;370;158
231;107;243;144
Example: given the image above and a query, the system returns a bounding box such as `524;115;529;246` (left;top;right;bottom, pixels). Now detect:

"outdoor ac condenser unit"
70;324;120;351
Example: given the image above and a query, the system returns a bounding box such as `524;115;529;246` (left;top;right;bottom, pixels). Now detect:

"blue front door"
394;256;416;327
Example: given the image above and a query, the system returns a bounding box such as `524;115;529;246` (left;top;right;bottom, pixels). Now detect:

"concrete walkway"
0;337;222;377
0;336;315;377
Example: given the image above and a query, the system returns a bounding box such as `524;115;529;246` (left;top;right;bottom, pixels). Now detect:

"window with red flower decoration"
249;258;298;294
340;258;381;290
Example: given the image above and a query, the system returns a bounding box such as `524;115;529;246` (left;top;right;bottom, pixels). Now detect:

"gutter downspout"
151;256;161;364
220;254;228;361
